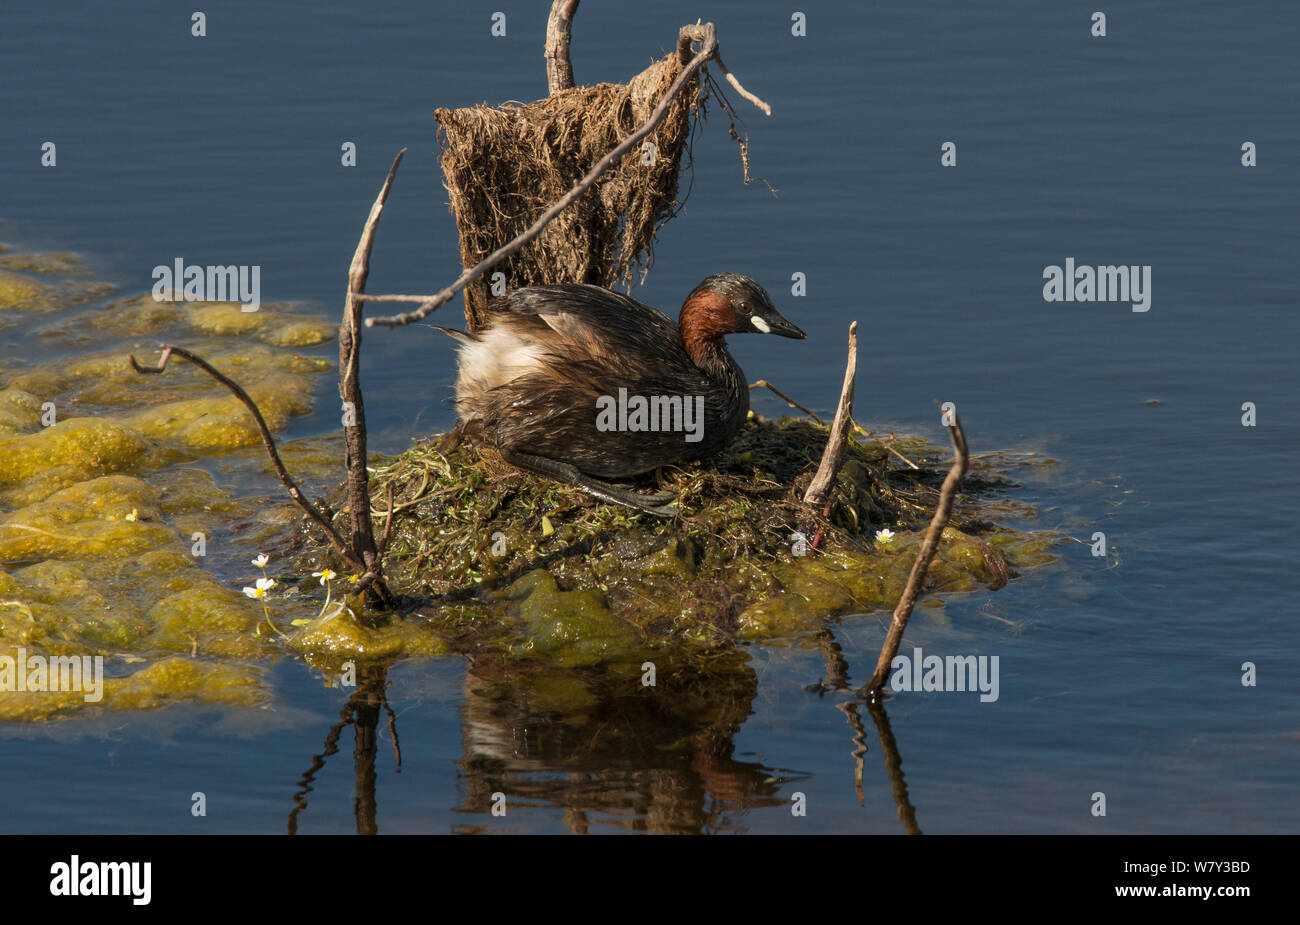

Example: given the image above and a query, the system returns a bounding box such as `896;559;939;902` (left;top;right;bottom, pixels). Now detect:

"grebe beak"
753;312;806;339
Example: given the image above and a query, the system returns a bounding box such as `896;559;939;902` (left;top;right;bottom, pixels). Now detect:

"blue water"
1;0;1296;833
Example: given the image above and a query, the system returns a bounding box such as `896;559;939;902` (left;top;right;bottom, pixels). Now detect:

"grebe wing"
491;284;680;347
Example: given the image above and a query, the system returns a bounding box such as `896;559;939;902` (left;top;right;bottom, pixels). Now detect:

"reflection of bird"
437;273;806;514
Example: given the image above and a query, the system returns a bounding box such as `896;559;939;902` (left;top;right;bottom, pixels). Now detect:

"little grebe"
437;273;805;515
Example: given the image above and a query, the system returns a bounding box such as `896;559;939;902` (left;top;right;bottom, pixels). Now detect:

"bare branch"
545;0;579;94
859;408;970;696
129;345;364;573
804;322;858;508
338;148;407;608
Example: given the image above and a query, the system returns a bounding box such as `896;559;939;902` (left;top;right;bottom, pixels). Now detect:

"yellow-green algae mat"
0;246;348;721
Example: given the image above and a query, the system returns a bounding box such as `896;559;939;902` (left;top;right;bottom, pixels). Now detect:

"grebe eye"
737;301;752;315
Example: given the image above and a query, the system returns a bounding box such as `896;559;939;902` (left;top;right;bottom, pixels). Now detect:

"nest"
435;51;701;330
294;417;1057;655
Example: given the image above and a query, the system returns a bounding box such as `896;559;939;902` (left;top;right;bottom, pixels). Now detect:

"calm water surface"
0;1;1296;833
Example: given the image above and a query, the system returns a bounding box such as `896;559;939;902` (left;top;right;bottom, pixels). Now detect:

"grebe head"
680;272;806;341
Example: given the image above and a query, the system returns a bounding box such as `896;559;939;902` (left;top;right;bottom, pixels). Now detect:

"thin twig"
859;407;970;696
345;293;433;304
804;321;858;508
884;440;921;470
129;345;365;573
378;482;395;558
750;379;825;424
713;51;771;116
364;23;759;328
705;70;775;193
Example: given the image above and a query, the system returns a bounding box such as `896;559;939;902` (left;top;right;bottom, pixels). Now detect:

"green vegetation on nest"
299;417;1059;668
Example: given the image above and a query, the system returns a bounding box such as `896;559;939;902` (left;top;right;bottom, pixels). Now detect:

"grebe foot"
500;448;679;517
436;420;467;453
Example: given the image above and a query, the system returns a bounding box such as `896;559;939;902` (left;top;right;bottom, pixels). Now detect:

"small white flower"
312;569;337;585
243;576;277;599
874;528;896;544
252;553;270;569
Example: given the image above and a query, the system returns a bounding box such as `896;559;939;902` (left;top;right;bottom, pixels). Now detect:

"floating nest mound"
436;51;700;331
300;417;1058;667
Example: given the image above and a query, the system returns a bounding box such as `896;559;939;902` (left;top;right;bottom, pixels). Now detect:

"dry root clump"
436;52;701;330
